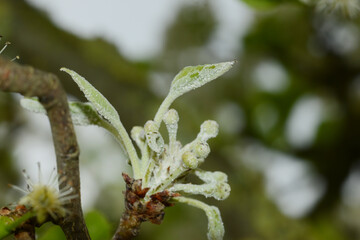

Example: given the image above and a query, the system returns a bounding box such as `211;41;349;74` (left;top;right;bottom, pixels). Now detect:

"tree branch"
0;57;90;239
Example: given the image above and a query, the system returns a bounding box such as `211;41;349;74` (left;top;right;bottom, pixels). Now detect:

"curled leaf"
174;197;225;240
145;131;165;154
169;170;230;200
144;120;165;154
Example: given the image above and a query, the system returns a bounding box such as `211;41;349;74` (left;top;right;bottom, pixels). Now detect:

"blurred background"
1;0;360;239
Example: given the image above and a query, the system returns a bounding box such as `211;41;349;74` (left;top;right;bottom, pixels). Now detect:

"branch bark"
0;57;90;239
112;173;176;240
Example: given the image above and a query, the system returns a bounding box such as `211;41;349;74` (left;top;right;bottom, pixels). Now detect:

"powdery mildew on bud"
52;61;234;240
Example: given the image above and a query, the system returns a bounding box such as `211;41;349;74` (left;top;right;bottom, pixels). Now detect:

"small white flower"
10;163;77;223
317;0;360;18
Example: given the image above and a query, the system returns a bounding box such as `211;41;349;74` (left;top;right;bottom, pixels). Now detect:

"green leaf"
21;98;106;126
0;216;12;238
60;68;121;130
21;98;124;150
38;225;66;240
61;67;141;178
20;97;46;114
205;206;224;240
169;61;234;99
0;212;34;239
174;197;225;240
69;102;109;126
85;210;111;240
154;61;234;124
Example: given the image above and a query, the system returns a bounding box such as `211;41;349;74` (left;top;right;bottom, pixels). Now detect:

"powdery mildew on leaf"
21;98;106;127
169;61;235;99
60;68;121;130
174;197;225;240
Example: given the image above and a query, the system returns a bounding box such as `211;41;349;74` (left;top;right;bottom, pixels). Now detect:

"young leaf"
60;68;141;178
20;97;46;114
85;210;111;240
21;98;111;127
60;68;121;129
21;97;127;162
154;61;234;124
69;102;108;126
169;61;235;99
174;197;225;240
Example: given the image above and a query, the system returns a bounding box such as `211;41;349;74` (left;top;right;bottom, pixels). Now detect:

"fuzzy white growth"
182;151;199;169
174;197;225;240
163;109;179;154
317;0;360;18
11;163;77;223
169;170;231;200
198;120;219;141
131;126;145;149
144;120;164;154
58;62;234;240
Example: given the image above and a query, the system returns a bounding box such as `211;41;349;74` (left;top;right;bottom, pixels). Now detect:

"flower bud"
144;120;159;133
193;142;210;160
163;109;179;125
182;151;199;169
199;120;219;141
131;126;145;142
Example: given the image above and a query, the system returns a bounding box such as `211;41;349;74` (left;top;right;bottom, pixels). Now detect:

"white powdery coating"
206;206;225;240
169;170;231;200
169;61;235;99
198;120;219;142
61;68;121;128
174;197;225;240
20;98;46;114
195;170;228;183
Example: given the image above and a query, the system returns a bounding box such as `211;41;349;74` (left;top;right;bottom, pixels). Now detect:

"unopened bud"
131;126;145;141
182;151;199;169
144;120;159;133
199;120;219;141
163;109;179;125
193;142;210;159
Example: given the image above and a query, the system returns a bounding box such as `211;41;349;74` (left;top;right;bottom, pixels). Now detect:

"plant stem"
0;57;90;239
112;210;142;240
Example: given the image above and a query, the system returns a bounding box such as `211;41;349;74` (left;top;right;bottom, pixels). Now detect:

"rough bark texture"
0;57;90;239
112;173;178;240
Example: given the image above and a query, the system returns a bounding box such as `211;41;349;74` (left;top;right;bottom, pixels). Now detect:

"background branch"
0;57;90;239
